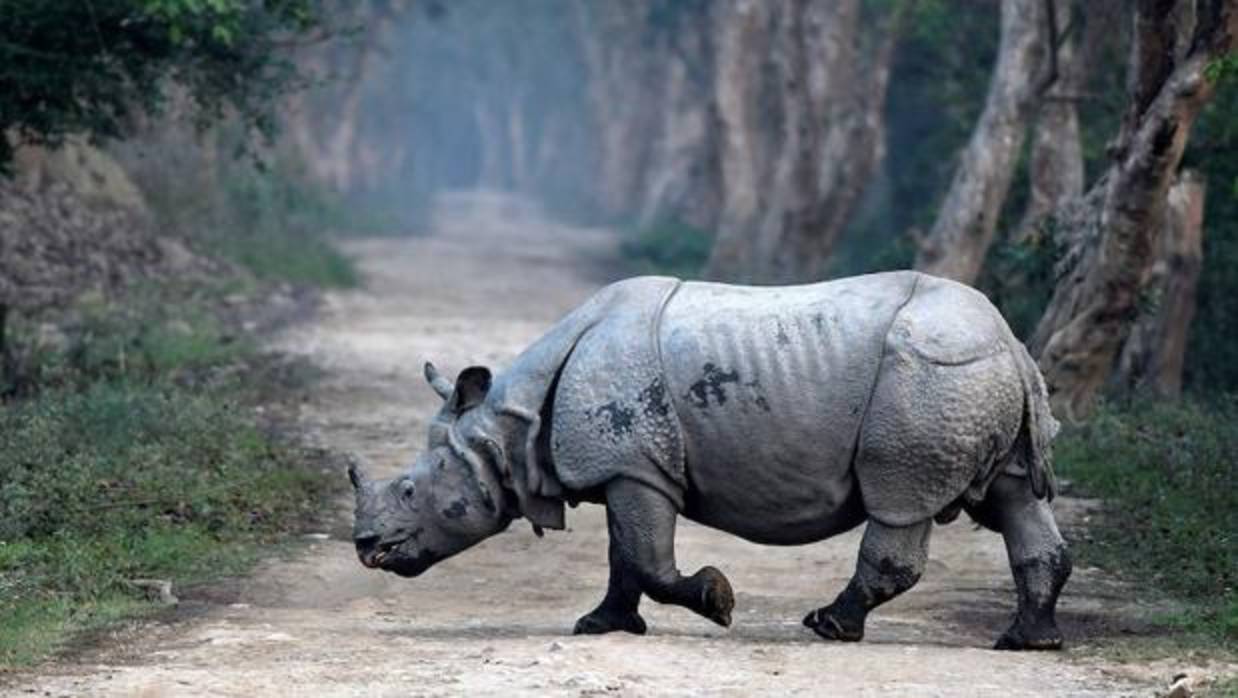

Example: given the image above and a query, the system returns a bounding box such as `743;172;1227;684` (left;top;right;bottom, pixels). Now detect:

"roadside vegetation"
0;280;337;668
140;155;361;289
620;219;713;278
1056;399;1237;656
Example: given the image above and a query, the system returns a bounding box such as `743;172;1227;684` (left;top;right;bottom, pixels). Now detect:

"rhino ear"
424;362;454;400
449;366;492;413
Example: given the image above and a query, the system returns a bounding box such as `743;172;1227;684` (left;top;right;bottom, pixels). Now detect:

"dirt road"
10;192;1165;696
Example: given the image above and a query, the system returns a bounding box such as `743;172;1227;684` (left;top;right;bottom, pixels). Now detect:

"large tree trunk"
706;0;909;283
574;0;661;218
1014;0;1091;243
915;0;1051;283
475;101;507;189
1031;0;1236;421
636;11;722;232
1113;171;1206;397
705;0;775;278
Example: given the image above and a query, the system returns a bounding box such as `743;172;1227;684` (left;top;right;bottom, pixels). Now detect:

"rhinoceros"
349;271;1071;650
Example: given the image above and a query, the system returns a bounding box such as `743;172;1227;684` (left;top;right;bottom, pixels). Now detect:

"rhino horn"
347;462;370;490
424;361;454;400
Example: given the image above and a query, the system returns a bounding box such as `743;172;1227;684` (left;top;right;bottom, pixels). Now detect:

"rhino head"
348;363;515;577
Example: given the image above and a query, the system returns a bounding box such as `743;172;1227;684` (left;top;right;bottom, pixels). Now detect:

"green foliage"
979;226;1063;341
620;219;713;278
0;286;332;667
1056;399;1237;645
133;147;360;288
830;2;1000;277
3;284;248;396
202;162;361;287
0;0;319;171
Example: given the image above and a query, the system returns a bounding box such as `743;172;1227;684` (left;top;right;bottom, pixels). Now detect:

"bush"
620;219;713;278
135;150;362;289
0;285;332;667
1056;398;1237;644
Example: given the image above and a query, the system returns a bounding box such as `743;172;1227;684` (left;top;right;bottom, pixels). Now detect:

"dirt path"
10;192;1163;696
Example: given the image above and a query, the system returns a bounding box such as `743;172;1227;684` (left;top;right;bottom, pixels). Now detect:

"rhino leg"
599;478;734;629
573;509;648;635
804;519;932;642
972;474;1072;651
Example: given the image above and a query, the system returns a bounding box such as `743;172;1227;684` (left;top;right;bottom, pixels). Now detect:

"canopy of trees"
5;0;1236;417
0;0;320;169
287;0;1233;418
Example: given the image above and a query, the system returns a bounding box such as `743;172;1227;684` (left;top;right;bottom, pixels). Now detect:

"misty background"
1;0;1235;677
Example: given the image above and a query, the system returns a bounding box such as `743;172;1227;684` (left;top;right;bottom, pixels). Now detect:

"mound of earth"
0;139;218;317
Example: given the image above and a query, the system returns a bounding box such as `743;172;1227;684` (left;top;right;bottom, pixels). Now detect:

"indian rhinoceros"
348;271;1071;650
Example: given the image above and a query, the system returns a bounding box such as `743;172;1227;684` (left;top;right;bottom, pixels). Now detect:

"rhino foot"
693;566;734;628
573;608;648;636
802;606;864;642
993;619;1063;651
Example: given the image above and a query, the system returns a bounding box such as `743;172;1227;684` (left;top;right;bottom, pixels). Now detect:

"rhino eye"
398;480;416;501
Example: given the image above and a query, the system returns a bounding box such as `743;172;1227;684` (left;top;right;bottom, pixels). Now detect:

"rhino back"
659;271;919;544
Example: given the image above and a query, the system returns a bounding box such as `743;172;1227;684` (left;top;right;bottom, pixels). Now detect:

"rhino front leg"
573;509;648;635
598;478;734;629
804;518;932;642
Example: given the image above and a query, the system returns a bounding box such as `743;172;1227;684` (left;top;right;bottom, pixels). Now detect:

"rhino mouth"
362;540;401;568
378;548;440;578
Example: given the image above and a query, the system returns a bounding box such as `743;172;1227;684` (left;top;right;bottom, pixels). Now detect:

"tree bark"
1113;171;1206;397
915;0;1051;283
636;10;722;232
574;0;661;218
706;0;910;283
1031;0;1236;421
1014;0;1090;243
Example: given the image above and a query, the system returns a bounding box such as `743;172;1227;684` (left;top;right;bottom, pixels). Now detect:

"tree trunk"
705;0;776;279
475;101;506;189
706;0;910;283
507;94;529;193
1014;0;1090;243
637;10;722;232
1031;0;1236;421
915;0;1050;283
574;0;661;218
1113;171;1206;396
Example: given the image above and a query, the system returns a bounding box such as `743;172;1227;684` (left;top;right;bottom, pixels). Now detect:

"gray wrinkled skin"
351;271;1072;650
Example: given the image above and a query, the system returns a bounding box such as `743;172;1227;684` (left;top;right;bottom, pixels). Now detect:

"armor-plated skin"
350;271;1072;650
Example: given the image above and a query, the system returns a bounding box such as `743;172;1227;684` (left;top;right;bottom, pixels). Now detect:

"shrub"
1056;398;1237;644
620;219;713;278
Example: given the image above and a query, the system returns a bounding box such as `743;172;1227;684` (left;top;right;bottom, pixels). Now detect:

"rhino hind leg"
574;509;648;636
804;519;932;642
592;477;734;630
972;474;1072;651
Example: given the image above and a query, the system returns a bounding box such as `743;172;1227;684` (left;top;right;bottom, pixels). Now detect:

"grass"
0;285;333;669
136;152;363;289
620;219;714;278
1055;397;1237;650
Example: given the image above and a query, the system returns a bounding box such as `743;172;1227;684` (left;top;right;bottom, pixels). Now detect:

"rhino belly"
659;274;917;545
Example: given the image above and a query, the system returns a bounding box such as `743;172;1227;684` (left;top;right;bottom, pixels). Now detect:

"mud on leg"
804;519;932;642
975;475;1071;650
573;508;647;635
601;478;734;629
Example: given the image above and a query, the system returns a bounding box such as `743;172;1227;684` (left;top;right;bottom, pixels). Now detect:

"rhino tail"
1010;339;1061;501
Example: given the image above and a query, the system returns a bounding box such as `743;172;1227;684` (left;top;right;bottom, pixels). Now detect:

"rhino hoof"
573;609;648;636
993;623;1063;651
802;607;864;642
696;566;734;627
